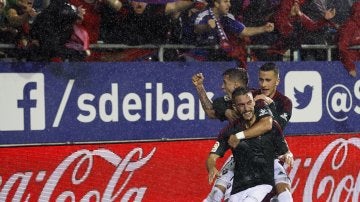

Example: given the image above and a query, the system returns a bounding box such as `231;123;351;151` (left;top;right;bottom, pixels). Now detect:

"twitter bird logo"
285;71;322;122
294;85;313;109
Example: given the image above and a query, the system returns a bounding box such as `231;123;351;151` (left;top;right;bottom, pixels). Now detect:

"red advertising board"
0;134;359;201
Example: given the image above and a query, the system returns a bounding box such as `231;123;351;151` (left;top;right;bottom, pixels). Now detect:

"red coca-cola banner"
0;134;359;202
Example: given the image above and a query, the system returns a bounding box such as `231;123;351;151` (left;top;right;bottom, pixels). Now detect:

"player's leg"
223;176;233;202
203;155;235;202
273;159;293;202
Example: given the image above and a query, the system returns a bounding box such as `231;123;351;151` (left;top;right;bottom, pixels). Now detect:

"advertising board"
1;134;359;201
0;62;359;145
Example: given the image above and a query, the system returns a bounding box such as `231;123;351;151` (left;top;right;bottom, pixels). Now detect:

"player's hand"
290;1;302;17
77;5;86;20
208;167;220;184
278;151;294;167
254;94;273;105
263;22;274;32
225;109;239;122
208;19;216;29
228;134;240;149
192;73;204;87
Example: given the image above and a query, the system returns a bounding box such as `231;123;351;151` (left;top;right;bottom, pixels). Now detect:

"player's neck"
211;8;221;19
245;116;256;129
270;90;277;99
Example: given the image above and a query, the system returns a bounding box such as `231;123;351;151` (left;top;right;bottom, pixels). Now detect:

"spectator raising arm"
239;22;274;37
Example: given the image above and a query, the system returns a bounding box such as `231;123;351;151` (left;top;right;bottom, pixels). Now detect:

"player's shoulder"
213;95;231;103
274;90;292;103
194;9;210;23
224;13;236;20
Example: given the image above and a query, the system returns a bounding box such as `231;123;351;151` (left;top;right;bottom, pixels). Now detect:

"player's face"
131;1;148;14
234;93;255;121
222;75;238;97
215;0;231;15
258;70;279;98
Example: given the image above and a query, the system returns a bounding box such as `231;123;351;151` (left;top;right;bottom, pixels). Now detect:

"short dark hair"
222;68;249;87
259;62;279;77
208;0;220;8
232;86;251;99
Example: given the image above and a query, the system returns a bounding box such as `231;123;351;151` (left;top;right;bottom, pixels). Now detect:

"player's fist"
278;151;294;167
254;94;273;105
228;134;240;149
263;22;274;32
192;73;204;87
208;19;216;29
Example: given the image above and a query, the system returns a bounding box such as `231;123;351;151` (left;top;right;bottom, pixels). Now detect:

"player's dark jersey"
212;95;233;121
211;101;289;194
253;89;292;130
211;100;273;156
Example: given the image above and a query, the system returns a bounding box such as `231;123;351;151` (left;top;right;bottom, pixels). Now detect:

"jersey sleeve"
221;14;245;35
194;10;210;25
272;122;289;156
272;95;293;130
254;100;273;120
210;119;242;156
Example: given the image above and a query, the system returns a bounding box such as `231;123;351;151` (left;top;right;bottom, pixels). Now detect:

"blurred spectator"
338;1;360;77
69;0;123;44
241;0;282;61
191;0;274;67
32;0;49;11
68;0;124;61
30;0;88;61
1;0;19;44
4;0;38;56
322;0;357;25
268;0;336;57
99;0;196;61
0;0;9;57
101;0;194;45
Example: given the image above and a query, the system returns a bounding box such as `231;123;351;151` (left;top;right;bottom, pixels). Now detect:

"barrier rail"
1;43;359;62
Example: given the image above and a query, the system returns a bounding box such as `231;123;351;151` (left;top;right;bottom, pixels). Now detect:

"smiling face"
258;70;279;98
234;92;255;121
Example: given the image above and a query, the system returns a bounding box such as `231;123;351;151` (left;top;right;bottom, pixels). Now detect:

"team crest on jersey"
211;141;220;152
280;113;289;121
258;108;269;117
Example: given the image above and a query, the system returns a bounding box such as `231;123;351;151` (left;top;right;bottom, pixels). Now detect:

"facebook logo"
285;71;322;122
0;73;45;131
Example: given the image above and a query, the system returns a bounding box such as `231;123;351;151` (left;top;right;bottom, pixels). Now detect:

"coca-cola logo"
1;137;359;201
287;137;360;201
0;147;156;201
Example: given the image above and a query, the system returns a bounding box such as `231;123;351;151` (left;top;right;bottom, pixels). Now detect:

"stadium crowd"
0;0;359;76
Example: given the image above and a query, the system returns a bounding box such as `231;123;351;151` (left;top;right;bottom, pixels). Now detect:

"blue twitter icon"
294;85;313;109
285;71;322;122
